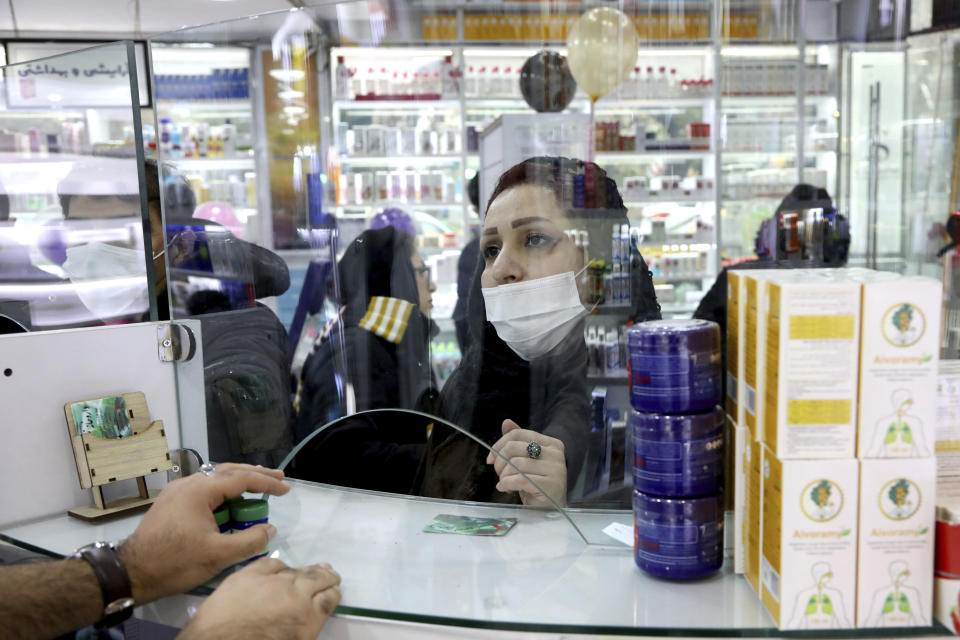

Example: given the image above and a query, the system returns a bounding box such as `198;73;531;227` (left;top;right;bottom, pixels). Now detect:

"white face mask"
482;270;588;361
61;242;149;320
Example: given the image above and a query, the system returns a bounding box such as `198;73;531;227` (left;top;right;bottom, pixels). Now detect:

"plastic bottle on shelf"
159;118;173;156
222;119;236;157
656;66;667;98
503;66;513;96
335;56;350;98
431;71;442;97
378;67;391;97
478;66;489;96
465;66;476;96
605;327;621;375
442;55;459;97
644;66;654;98
364;67;376;96
350;68;362;98
490;66;501;96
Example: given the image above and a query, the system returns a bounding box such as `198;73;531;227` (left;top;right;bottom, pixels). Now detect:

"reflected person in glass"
290;225;439;492
415;157;661;508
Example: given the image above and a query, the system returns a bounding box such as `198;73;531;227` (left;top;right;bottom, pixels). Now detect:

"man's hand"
178;558;341;640
485;419;567;508
119;463;290;604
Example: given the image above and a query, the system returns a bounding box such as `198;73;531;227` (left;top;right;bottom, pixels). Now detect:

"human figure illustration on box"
787;562;851;629
868;390;929;457
865;560;923;627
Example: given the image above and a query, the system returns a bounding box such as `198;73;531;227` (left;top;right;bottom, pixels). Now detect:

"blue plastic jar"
628;320;721;414
632;407;724;497
633;490;723;579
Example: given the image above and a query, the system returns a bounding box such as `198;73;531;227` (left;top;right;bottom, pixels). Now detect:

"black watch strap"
72;542;135;629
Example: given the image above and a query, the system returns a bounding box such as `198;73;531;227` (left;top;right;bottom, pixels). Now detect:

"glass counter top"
1;478;949;637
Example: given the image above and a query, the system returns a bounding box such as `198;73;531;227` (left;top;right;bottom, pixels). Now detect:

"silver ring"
199;462;217;477
526;442;542;459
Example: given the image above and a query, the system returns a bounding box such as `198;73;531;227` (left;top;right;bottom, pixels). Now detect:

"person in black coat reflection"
289;226;439;491
414;156;661;507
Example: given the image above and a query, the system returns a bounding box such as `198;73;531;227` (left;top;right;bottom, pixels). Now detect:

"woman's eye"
526;232;554;249
482;244;500;261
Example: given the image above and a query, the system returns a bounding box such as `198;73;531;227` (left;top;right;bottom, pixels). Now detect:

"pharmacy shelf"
721;93;838;103
339;154;463;166
173;157;255;171
333;99;462;111
721;150;836;157
625;195;715;206
653;273;711;283
463;96;711;109
337;203;463;212
156;99;252;116
596;150;712;161
337;202;462;210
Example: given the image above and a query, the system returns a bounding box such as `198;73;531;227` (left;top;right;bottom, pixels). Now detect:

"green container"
230;498;268;526
214;503;231;533
230;498;270;557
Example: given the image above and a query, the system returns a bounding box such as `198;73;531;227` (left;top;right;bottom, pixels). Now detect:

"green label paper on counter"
423;514;517;536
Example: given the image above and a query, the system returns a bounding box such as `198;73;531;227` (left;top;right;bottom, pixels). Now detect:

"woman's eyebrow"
511;216;551;228
482;226;498;236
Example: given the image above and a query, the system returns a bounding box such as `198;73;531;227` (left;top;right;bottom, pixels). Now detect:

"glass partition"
0;42;152;333
144;1;958;635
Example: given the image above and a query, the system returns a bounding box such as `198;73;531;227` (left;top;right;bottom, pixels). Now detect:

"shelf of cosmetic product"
333;99;462;110
462;96;713;109
624;193;715;206
721;149;836;157
156;99;252;115
336;202;462;211
171;157;256;171
594;150;712;161
652;273;711;283
338;154;463;165
721;92;838;101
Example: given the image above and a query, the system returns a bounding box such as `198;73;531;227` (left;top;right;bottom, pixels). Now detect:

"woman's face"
480;184;582;288
410;249;435;315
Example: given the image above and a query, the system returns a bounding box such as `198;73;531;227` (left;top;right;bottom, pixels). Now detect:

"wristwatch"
71;541;135;629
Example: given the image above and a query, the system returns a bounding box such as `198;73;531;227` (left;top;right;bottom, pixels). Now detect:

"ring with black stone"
526;441;542;459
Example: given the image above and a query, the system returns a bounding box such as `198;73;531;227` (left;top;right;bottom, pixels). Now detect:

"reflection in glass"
0;43;150;333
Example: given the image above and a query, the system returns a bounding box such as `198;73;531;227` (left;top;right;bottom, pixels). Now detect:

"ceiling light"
283;105;306;115
278;89;304;101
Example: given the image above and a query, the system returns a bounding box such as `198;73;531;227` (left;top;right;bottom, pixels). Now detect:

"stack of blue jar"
627;319;724;580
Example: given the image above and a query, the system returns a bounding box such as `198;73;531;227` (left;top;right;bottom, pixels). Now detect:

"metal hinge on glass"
157;323;197;362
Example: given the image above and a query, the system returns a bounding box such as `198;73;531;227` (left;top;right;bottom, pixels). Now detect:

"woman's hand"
485;419;567;508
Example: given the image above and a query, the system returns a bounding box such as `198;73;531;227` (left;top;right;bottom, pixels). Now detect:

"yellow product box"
726;270;746;423
856;276;941;457
763;273;861;458
857;457;936;628
761;450;859;630
744;433;764;594
743;270;779;439
733;422;748;574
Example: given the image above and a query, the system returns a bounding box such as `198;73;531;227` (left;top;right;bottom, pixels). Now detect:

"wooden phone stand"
64;392;173;521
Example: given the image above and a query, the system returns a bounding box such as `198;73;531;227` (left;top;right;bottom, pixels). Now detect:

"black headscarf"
419;156;661;502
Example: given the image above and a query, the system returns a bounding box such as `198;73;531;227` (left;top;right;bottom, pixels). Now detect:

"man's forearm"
0;558;104;640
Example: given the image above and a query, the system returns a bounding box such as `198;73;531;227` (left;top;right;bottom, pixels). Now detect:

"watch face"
104;597;136;615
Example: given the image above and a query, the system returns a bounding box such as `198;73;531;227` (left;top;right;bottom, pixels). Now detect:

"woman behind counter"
416;156;661;507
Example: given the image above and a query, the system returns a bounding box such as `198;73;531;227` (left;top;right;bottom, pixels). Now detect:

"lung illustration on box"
863;560;924;627
867;390;929;457
787;562;852;629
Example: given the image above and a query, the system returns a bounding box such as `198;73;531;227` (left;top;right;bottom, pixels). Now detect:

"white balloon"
566;7;640;101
